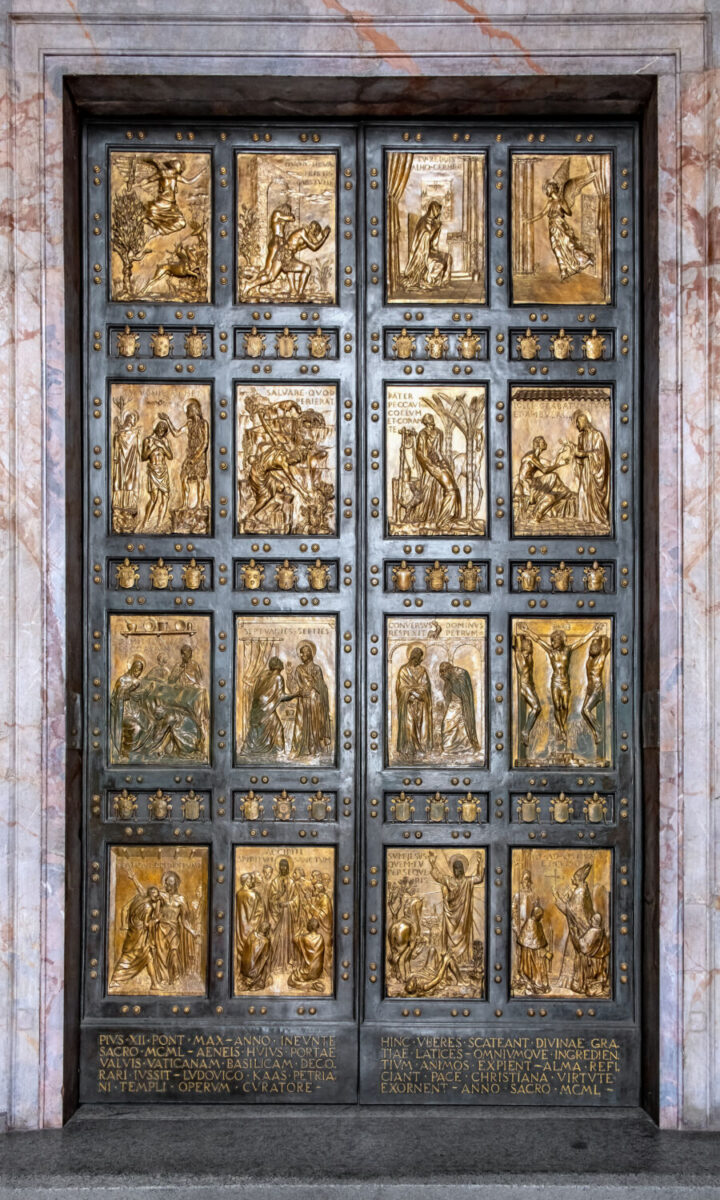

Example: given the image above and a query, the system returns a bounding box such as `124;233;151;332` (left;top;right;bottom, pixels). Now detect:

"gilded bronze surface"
108;614;211;765
511;153;611;305
386;153;486;304
511;388;612;538
109;152;211;302
236;153;336;303
386;386;486;537
235;384;336;536
107;845;208;996
110;383;211;536
511;617;612;768
510;849;611;999
233;845;335;997
386;617;486;768
235;615;336;766
385;847;486;998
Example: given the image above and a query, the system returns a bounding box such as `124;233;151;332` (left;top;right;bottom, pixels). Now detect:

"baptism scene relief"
511;617;612;768
386;617;486;769
109;615;211;765
110;384;211;536
385;847;486;999
511;389;612;539
386;386;486;538
234;846;334;997
235;616;336;766
511;153;612;306
236;384;336;536
236;153;336;304
386;152;486;305
110;152;211;303
107;846;208;997
510;849;611;1000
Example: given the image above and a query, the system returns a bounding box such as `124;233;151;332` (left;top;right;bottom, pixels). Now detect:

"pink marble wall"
0;0;716;1129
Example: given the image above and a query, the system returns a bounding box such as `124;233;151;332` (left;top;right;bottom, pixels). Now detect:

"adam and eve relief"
236;616;335;766
109;615;211;766
236;153;335;304
511;849;611;1000
110;152;211;302
386;617;486;769
386;386;487;538
107;846;208;997
385;847;486;999
234;846;334;997
511;390;612;539
511;153;612;305
386;152;486;304
236;385;336;537
111;383;211;536
512;617;612;768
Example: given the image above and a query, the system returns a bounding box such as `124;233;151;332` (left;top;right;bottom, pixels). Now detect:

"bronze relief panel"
233;845;335;997
510;387;612;539
511;152;612;305
236;152;337;304
385;385;487;538
385;152;486;304
510;849;612;1000
385;847;486;999
386;616;487;769
109;152;211;303
235;383;337;537
108;614;211;765
511;617;613;768
110;383;211;536
107;845;209;996
235;615;336;766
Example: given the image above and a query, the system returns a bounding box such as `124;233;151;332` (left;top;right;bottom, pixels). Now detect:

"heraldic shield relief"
107;846;209;997
385;847;486;999
510;849;612;1000
511;617;613;768
236;152;336;304
511;152;612;305
235;615;336;767
386;617;487;769
109;152;211;303
234;845;335;998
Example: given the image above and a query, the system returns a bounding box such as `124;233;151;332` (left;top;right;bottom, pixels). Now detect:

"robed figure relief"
511;617;612;768
110;384;211;536
234;847;334;997
512;153;611;305
236;385;336;536
385;847;486;999
235;616;335;766
109;616;211;765
387;618;486;769
110;152;211;302
511;390;611;538
386;152;486;304
108;847;208;996
236;153;336;304
511;850;611;999
386;387;487;538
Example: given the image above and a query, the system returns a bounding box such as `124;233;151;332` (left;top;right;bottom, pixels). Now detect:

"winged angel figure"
526;158;598;282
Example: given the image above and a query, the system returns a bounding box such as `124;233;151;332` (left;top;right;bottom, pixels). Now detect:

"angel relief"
236;385;336;536
110;153;211;302
236;153;335;304
512;153;612;305
386;386;486;538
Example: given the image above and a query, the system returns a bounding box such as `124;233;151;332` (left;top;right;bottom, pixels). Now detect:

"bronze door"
80;119;641;1107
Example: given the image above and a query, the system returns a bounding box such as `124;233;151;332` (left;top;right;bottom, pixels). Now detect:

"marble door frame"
1;2;717;1129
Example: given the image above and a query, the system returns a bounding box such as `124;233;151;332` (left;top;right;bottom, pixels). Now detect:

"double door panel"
79;119;640;1106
